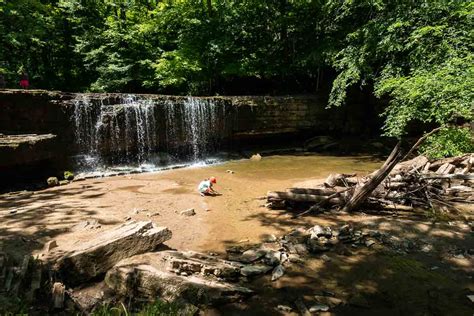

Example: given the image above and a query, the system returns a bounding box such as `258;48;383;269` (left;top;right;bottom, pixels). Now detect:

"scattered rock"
64;171;74;181
124;216;132;221
294;243;309;255
264;250;282;266
238;249;266;263
180;208;196;216
365;239;376;248
307;238;330;253
421;244;434;253
314;295;343;308
467;295;474;303
44;240;58;252
250;153;262;161
271;265;285;281
262;234;277;243
288;253;303;264
277;305;292;312
47;177;59;187
321;254;331;262
226;170;235;174
71;219;101;231
309;304;330;312
8;209;17;214
59;180;69;186
349;293;370;308
241;264;272;277
52;282;65;309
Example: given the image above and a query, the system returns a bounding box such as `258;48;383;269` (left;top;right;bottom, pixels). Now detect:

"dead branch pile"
267;153;474;216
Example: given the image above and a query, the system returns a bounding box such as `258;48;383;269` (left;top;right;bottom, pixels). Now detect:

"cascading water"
72;94;225;175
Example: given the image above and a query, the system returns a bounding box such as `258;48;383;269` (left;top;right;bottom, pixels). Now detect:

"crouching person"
198;176;219;196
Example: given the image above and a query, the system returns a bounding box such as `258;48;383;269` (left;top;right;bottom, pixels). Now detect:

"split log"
428;153;472;170
342;142;403;213
287;187;347;196
391;155;429;175
421;174;474;180
105;251;253;305
267;191;343;204
53;221;172;286
436;163;456;175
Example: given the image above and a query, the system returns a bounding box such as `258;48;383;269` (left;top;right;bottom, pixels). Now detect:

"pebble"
124;216;132;221
180;208;196;216
365;240;376;247
226;170;235;174
309;304;329;312
321;254;331;262
263;234;277;243
240;264;272;276
277;305;292;312
271;265;285;281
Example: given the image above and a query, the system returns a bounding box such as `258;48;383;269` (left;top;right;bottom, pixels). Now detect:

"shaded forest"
0;0;472;155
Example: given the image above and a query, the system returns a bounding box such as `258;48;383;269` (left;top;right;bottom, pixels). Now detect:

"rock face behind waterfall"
72;95;227;169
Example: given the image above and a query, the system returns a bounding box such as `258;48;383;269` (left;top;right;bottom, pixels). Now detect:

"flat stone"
277;305;292;312
240;264;272;277
44;240;58;252
106;252;253;305
365;240;376;247
47;177;59;186
309;304;329;312
53;221;172;285
238;249;266;263
271;265;285;281
314;295;343;307
294;243;308;255
467;295;474;303
180;208;196;216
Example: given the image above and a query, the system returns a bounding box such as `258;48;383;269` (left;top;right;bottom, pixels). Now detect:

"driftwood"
53;221;172;286
267;133;473;215
342;142;403;213
267;191;343;204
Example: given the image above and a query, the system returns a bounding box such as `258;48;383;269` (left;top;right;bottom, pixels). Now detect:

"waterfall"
72;94;225;173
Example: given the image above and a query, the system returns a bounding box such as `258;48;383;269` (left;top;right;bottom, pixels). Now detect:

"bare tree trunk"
342;142;403;213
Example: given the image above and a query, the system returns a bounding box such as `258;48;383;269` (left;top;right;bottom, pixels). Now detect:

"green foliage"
91;300;188;316
0;0;471;153
326;1;473;142
420;127;473;159
64;170;74;180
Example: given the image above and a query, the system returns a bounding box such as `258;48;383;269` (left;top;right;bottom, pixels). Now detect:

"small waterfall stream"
72;94;226;174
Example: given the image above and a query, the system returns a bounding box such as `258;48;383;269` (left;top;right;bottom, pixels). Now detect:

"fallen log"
267;191;343;204
287;187;347;196
421;174;474;180
53;221;172;286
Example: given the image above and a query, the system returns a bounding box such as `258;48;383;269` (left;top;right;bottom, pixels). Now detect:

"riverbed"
1;154;472;315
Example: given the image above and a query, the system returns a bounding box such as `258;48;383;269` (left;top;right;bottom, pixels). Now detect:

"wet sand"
0;154;380;258
2;154;473;315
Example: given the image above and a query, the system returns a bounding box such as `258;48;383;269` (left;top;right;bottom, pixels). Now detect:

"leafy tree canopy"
0;0;472;155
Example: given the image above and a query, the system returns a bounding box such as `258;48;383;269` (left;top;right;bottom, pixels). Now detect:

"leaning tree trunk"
341;142;403;213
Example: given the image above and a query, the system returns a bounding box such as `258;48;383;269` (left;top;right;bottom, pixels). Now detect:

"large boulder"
105;251;253;305
53;221;172;285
